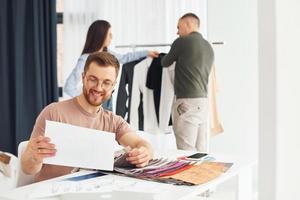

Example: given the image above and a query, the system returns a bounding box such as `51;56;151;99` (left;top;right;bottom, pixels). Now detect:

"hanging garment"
116;59;144;122
208;65;224;135
146;53;166;123
130;57;160;132
159;64;175;133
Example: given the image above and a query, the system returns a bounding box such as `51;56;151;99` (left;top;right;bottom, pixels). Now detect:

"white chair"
0;152;18;192
137;130;177;151
17;141;35;187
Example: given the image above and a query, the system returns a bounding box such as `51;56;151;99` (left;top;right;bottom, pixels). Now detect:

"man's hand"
148;51;160;58
126;146;152;168
25;136;56;164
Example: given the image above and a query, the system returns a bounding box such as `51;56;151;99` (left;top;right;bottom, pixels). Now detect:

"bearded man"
21;52;153;182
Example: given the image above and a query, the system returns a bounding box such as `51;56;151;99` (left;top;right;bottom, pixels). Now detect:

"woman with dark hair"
64;20;159;110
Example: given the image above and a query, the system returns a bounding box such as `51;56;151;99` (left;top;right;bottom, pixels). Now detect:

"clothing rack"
115;44;171;50
211;41;225;45
115;41;224;50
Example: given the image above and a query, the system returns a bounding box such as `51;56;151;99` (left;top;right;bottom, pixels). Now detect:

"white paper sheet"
44;120;115;171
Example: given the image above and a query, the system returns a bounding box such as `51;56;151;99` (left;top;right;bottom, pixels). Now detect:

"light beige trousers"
172;98;209;152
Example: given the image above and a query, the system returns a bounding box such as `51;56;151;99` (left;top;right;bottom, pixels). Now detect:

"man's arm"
21;105;57;175
161;38;181;67
118;132;153;167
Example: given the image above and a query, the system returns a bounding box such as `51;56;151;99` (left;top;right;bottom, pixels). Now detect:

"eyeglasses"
85;75;115;91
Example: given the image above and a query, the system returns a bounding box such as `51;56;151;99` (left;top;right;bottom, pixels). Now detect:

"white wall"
276;0;300;198
258;0;300;199
207;0;258;159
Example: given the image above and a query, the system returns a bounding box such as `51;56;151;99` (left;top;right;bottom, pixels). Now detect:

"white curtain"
63;0;207;85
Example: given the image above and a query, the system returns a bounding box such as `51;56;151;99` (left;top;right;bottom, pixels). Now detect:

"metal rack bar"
115;41;225;49
115;44;171;48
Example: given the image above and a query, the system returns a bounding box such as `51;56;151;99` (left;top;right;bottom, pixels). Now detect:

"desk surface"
0;150;256;200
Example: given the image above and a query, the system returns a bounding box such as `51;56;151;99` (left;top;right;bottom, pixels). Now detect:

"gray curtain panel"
0;0;58;154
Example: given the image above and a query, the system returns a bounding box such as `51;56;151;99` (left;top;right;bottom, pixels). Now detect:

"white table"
0;150;256;200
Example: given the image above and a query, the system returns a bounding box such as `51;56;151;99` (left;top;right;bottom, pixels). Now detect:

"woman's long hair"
81;20;111;55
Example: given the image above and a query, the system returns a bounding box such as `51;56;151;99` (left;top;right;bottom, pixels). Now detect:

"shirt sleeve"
113;115;134;142
161;38;181;67
30;103;57;139
64;55;88;97
108;49;148;64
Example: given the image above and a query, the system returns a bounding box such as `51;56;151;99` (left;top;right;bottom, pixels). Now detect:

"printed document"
44;120;115;171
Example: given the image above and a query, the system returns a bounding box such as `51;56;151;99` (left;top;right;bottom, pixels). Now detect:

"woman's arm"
109;49;158;64
64;54;88;97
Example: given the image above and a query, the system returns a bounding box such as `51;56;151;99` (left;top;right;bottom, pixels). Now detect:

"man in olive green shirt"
162;13;214;152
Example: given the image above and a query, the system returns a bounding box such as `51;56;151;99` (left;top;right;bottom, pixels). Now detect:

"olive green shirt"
162;32;214;98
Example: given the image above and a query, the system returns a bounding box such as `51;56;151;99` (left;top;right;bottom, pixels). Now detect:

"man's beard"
83;86;109;107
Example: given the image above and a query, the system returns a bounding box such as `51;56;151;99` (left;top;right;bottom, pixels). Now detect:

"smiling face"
82;62;116;107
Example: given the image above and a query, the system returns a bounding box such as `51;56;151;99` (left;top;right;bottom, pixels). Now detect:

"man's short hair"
180;13;200;27
84;52;120;76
